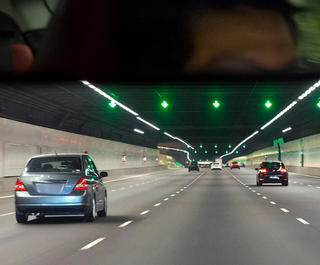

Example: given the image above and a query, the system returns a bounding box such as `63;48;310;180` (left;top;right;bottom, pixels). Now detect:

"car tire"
97;194;107;217
85;197;97;222
282;182;288;186
16;211;28;224
257;181;262;186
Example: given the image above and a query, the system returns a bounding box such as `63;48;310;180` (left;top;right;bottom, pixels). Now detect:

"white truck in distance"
211;158;222;170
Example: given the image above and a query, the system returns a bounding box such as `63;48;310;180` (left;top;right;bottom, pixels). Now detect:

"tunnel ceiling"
0;78;319;161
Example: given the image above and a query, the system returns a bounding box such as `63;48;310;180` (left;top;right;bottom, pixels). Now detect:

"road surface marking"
164;198;169;201
176;191;180;194
140;210;150;215
80;237;106;250
293;181;297;184
290;172;320;179
103;172;158;183
262;196;268;199
280;208;289;213
256;193;261;196
0;212;15;217
296;218;309;225
0;195;14;199
111;190;116;192
308;185;313;187
270;201;277;205
118;220;133;228
153;203;161;207
171;194;176;197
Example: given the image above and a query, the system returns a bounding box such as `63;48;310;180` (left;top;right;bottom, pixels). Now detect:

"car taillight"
260;168;267;173
280;168;287;173
74;177;89;190
15;178;27;191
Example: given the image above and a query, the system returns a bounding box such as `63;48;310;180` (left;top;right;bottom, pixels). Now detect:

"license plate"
269;176;279;180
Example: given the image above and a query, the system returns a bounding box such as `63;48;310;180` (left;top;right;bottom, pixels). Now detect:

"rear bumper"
258;175;288;183
15;191;90;215
211;168;222;170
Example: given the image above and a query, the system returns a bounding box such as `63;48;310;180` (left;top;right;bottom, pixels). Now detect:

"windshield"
26;157;82;173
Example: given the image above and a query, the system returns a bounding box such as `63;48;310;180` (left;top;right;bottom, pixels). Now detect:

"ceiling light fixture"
136;117;160;131
134;128;144;134
158;146;191;162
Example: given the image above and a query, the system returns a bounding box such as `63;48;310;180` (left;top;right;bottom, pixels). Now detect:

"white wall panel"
0;117;159;177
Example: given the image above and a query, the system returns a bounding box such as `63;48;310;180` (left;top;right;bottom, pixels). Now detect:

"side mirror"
100;171;108;178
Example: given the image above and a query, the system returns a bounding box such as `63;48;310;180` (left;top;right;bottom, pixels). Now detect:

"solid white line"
180;189;184;191
0;212;15;217
280;208;289;213
293;181;297;184
120;187;126;190
164;198;169;201
0;195;14;199
317;187;320;189
262;196;268;199
270;201;277;205
118;220;133;228
153;203;161;207
80;237;106;250
140;210;150;215
296;218;310;225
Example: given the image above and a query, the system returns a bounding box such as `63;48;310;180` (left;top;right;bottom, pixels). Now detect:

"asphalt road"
1;168;320;265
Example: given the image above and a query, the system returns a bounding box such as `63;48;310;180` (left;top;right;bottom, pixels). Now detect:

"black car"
188;161;199;172
230;162;240;169
256;161;288;186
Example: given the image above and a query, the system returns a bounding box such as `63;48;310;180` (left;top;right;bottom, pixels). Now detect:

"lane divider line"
0;195;14;199
0;212;15;217
140;210;150;215
270;201;277;205
262;196;268;199
80;237;106;250
280;208;289;213
153;203;161;207
164;198;169;201
118;220;133;228
296;218;310;225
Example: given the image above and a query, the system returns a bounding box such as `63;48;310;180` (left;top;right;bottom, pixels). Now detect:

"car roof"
29;153;84;159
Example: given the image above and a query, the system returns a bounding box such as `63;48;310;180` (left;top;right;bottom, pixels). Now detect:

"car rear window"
260;162;283;170
26;157;82;173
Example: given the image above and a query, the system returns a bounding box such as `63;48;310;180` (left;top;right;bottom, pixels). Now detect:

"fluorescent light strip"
260;101;297;130
134;128;144;134
158;146;191;162
81;81;139;116
163;132;194;150
220;131;259;159
282;127;292;133
137;117;160;131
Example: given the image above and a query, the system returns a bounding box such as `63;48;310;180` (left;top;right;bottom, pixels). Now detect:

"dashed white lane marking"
140;210;150;215
293;181;297;184
80;237;106;250
262;196;268;200
118;220;133;228
170;194;176;197
252;190;256;193
0;195;14;199
280;208;289;213
180;189;184;191
153;203;161;207
176;191;180;194
111;190;116;192
308;184;313;187
317;187;320;189
296;218;310;225
248;188;252;190
290;172;320;179
270;201;277;205
256;193;261;196
164;198;169;201
0;212;15;217
120;187;126;190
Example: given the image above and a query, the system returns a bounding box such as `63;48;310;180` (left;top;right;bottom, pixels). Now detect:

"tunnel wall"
231;133;320;176
0;117;161;178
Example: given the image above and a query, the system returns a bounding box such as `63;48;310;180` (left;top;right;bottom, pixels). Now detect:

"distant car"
211;162;222;170
15;154;108;223
256;161;288;186
230;162;240;169
189;161;199;172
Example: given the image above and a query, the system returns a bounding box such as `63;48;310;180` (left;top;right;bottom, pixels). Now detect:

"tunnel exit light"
161;100;169;109
264;100;272;109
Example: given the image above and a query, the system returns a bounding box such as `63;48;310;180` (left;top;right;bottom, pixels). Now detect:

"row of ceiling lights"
81;81;194;150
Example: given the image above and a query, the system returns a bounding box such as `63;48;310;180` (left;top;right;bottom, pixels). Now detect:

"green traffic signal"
212;100;220;109
109;100;117;108
161;100;169;109
265;100;272;109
